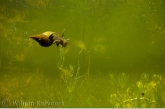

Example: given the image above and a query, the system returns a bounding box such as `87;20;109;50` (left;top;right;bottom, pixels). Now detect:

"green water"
0;0;165;107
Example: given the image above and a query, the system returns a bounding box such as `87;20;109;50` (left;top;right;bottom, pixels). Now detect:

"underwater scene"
0;0;165;108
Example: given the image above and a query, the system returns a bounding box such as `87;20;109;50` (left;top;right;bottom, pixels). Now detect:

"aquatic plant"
56;47;65;70
93;44;107;54
56;47;84;107
0;78;24;107
86;51;90;80
59;62;83;107
7;11;28;23
109;73;115;86
15;54;25;62
0;69;165;108
118;72;129;89
26;0;49;8
75;41;86;54
109;73;165;108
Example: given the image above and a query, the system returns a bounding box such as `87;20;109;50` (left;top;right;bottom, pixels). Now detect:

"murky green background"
0;0;165;108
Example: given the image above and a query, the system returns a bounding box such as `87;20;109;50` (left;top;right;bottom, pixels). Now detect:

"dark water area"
0;0;165;107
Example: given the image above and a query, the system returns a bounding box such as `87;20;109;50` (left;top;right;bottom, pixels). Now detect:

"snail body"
30;30;69;47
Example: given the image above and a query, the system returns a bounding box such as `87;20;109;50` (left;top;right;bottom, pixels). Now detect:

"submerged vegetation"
0;69;165;107
75;40;86;54
0;47;165;107
109;73;165;108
